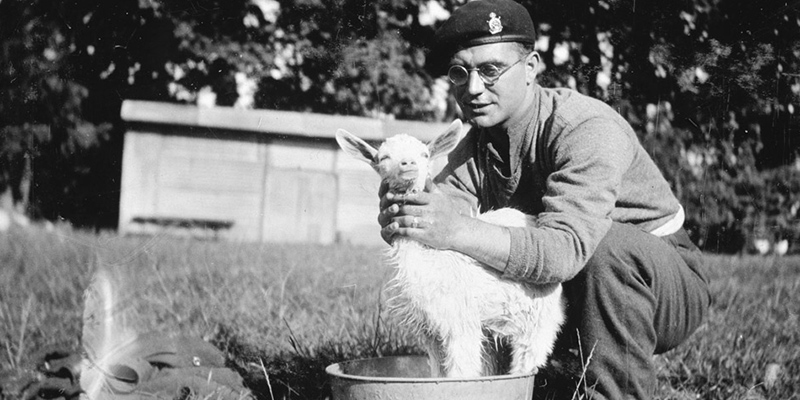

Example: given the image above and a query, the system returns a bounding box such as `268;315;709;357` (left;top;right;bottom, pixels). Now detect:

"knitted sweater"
435;86;682;284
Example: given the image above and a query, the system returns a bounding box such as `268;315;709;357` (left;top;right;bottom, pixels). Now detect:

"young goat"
335;120;565;378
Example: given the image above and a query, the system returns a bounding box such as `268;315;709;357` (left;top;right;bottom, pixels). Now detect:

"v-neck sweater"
435;86;682;284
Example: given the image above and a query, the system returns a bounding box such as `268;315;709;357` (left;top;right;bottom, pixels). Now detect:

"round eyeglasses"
447;59;524;86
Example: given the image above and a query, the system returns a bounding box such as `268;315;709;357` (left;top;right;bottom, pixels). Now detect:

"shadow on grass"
210;323;419;400
210;322;589;400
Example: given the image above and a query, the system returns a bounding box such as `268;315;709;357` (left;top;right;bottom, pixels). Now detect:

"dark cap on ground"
426;0;536;76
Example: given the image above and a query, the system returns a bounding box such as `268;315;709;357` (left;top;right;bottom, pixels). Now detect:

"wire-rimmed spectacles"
447;59;524;86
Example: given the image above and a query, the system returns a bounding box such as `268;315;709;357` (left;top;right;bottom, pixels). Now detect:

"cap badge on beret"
487;12;503;35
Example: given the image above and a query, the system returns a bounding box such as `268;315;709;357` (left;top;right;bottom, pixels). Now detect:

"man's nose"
467;70;485;94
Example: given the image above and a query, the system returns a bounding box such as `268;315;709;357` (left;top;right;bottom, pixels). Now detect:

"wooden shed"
118;100;461;245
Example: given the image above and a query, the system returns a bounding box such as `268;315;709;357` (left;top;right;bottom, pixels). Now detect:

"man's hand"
378;179;466;248
377;179;512;273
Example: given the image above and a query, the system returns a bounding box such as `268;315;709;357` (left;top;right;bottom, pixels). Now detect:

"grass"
1;224;799;399
655;254;800;399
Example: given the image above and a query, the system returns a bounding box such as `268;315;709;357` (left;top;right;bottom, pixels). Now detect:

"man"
378;0;711;398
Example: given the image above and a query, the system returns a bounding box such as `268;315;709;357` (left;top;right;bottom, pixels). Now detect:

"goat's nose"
400;159;417;167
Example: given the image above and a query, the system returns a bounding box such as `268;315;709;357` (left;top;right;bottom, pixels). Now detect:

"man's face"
449;42;538;129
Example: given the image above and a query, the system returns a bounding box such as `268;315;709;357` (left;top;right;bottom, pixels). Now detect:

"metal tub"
326;355;535;400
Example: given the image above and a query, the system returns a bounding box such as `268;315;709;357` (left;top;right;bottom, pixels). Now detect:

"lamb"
335;120;565;378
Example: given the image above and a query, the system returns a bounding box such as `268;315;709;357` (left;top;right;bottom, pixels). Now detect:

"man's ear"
428;120;463;160
335;129;379;165
525;51;541;85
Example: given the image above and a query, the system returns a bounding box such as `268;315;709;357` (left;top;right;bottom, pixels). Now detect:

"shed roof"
121;100;461;142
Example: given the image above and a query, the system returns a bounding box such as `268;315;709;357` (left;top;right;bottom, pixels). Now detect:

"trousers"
544;222;710;400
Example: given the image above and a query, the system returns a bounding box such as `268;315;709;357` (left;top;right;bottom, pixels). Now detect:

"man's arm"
381;115;637;285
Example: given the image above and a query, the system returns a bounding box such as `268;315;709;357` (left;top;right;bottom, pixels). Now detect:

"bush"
760;166;800;250
681;161;800;254
636;102;800;254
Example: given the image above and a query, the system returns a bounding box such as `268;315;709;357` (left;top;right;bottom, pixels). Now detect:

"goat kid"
335;120;564;378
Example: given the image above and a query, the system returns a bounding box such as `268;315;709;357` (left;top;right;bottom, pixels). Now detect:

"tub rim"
325;355;537;384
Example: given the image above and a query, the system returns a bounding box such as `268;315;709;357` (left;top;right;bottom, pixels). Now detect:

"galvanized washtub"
326;355;535;400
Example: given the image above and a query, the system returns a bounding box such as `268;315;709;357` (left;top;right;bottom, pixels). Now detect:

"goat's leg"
508;334;544;375
508;303;563;375
442;329;485;378
479;332;504;376
423;334;445;378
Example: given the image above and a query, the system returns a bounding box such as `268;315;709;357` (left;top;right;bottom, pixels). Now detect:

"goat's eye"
421;152;429;159
378;155;390;162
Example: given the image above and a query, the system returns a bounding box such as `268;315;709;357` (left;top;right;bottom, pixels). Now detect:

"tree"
1;1;109;224
507;0;799;251
2;0;798;246
0;0;190;226
0;0;442;226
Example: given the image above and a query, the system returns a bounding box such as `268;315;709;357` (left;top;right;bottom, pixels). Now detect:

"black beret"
426;0;536;76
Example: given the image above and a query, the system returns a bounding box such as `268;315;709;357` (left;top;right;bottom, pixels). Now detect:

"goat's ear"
428;120;463;159
335;129;379;164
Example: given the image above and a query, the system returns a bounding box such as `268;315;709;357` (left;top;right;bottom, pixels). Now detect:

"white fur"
335;120;565;378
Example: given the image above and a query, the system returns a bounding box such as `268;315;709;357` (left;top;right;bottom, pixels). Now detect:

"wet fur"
335;121;565;377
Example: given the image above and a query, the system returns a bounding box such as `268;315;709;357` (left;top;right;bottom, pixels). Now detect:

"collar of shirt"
477;86;544;209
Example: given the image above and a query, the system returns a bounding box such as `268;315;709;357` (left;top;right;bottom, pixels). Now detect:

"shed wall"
119;101;463;245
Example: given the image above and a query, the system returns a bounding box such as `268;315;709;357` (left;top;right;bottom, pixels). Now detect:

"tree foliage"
1;0;798;250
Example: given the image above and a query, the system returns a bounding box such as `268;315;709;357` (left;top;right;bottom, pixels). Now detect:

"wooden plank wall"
119;129;268;241
262;138;338;243
119;100;463;245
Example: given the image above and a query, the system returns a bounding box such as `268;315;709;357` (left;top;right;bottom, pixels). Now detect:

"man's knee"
562;223;663;351
572;223;658;288
568;222;710;353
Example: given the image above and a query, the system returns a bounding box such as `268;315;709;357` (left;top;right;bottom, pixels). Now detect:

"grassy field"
1;224;798;399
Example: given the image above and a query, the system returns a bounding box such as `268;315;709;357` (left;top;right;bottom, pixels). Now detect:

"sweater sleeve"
502;116;634;283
